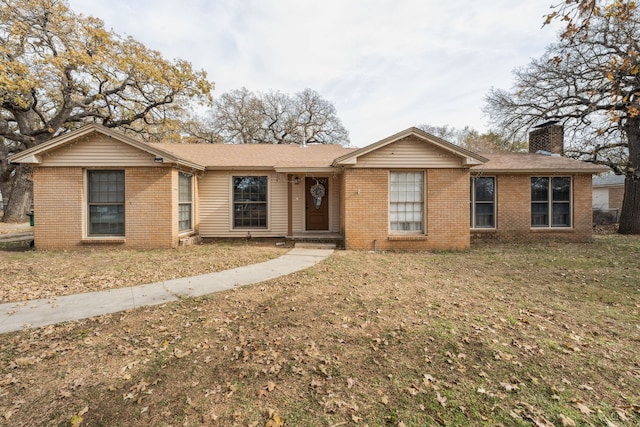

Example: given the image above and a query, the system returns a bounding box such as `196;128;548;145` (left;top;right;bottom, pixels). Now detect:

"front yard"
1;236;639;426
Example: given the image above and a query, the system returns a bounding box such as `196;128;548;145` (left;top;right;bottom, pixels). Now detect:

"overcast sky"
67;0;561;147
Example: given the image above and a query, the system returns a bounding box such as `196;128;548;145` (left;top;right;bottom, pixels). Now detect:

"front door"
305;177;329;230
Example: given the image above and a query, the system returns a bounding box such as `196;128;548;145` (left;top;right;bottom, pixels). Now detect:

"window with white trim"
178;172;193;232
531;177;571;227
87;170;125;236
233;176;267;228
390;171;424;233
471;176;495;228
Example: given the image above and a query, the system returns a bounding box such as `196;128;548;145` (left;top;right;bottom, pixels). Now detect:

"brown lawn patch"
0;241;285;303
1;236;639;426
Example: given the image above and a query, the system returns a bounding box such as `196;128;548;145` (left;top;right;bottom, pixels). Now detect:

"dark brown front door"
305;177;329;230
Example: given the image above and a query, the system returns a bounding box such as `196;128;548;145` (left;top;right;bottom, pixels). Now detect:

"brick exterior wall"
33;167;84;249
32;166;179;250
471;174;594;243
342;168;470;251
529;125;564;155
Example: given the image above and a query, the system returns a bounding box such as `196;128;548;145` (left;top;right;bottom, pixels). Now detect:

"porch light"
154;156;163;163
293;177;300;185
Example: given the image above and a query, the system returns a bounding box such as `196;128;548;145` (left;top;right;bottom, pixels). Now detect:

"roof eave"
275;167;339;173
472;168;609;174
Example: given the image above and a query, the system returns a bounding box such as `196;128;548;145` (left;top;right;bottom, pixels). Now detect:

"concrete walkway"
0;247;333;334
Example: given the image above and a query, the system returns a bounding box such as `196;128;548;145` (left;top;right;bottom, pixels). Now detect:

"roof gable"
9;124;205;171
333;127;487;168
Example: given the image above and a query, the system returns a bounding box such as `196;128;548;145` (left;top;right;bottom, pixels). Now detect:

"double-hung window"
178;172;193;232
471;176;495;228
389;171;424;233
531;177;571;227
87;170;125;236
233;176;267;228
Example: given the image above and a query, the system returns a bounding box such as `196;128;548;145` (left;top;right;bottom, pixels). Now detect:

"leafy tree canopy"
0;0;213;221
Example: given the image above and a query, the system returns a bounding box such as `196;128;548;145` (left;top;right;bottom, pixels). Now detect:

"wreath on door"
310;180;326;209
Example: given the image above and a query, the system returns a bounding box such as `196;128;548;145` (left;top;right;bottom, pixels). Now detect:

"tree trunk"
619;116;640;234
1;165;33;223
618;176;640;234
0;164;13;212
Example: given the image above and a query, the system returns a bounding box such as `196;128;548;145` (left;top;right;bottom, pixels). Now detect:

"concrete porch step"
294;242;337;249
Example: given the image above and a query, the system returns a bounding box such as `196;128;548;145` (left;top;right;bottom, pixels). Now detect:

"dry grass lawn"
1;235;639;426
0;241;285;303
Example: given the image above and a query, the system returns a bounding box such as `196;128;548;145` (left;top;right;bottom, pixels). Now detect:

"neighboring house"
592;173;625;211
592;173;625;224
9;123;607;251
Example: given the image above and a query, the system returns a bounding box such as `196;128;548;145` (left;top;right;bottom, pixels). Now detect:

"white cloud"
68;0;561;146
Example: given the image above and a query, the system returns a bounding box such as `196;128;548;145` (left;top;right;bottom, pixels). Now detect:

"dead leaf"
604;417;619;427
615;407;629;421
500;382;519;392
558;414;576;427
572;400;593;415
265;381;276;392
381;395;389;405
69;415;83;427
265;413;284;427
436;392;447;407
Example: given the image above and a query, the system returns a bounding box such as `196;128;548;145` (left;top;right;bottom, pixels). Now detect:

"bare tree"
461;129;527;154
211;88;349;145
416;124;463;145
485;5;640;234
0;0;213;222
417;124;525;153
211;88;263;144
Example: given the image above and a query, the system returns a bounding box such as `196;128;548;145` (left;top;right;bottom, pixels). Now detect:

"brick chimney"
529;122;564;155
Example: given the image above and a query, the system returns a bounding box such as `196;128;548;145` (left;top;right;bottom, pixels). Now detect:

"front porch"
288;232;344;249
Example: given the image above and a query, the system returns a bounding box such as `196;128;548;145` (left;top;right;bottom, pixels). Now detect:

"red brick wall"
342;168;470;251
32;166;178;250
471;174;594;243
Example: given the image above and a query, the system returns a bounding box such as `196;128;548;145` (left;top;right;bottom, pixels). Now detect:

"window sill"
530;227;574;232
388;234;428;241
471;227;496;231
82;237;126;244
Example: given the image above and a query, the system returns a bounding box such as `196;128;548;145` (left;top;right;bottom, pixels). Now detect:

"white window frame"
86;170;125;237
470;176;496;229
389;171;425;234
178;172;193;233
531;176;572;228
